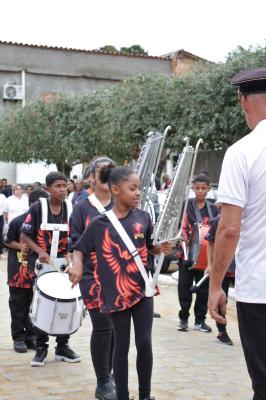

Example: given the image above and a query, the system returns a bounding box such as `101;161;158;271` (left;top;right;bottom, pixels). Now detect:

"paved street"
0;256;252;400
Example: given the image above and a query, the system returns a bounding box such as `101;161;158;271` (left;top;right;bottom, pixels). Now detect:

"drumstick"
190;273;209;293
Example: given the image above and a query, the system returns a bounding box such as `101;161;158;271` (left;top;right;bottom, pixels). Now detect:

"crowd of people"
1;67;266;400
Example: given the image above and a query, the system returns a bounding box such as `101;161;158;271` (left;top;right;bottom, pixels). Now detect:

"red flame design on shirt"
102;228;148;309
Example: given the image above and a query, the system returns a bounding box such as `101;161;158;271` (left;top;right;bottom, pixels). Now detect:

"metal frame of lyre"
135;126;171;211
151;137;203;289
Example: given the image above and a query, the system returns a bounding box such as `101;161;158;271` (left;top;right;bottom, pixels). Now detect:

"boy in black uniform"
5;189;48;353
177;173;218;332
21;172;80;367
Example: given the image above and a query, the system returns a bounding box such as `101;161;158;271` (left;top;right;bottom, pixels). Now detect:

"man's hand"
208;287;227;325
66;263;83;288
38;250;50;264
160;241;172;255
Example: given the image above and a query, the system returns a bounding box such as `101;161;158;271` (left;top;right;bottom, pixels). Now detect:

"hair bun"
99;163;114;183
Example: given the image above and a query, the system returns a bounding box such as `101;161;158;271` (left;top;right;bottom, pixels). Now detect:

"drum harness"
37;197;72;275
186;198;214;270
187;199;214;293
32;198;82;331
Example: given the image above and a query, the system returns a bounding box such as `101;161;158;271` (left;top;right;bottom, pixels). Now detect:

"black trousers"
89;308;114;386
0;215;4;254
216;276;235;333
8;286;34;341
178;263;208;323
110;297;154;400
237;302;266;400
34;332;70;349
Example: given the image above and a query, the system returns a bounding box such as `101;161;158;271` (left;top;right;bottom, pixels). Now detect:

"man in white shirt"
208;68;266;399
3;184;29;224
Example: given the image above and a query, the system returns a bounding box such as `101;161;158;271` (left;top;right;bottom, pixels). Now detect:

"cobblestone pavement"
0;256;252;400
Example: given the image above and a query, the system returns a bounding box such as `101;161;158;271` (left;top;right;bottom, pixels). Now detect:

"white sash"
89;194;155;297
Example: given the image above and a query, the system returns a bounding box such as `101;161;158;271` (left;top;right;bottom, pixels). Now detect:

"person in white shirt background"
0;192;7;259
3;184;29;225
208;67;266;400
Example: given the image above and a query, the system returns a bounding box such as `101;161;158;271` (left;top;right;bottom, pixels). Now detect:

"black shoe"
177;319;188;331
194;322;212;332
153;312;161;318
55;344;81;363
13;340;27;353
25;336;37;350
217;331;233;346
31;346;48;367
95;382;117;400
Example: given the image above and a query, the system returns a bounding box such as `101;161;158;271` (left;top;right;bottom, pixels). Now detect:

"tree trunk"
55;162;72;178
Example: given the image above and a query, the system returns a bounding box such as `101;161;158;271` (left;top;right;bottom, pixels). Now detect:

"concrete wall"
0;42;172;115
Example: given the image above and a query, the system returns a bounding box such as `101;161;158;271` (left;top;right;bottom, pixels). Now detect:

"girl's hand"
66;263;83;288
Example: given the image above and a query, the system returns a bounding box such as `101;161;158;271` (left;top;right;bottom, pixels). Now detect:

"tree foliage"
1;45;266;174
98;45;118;52
120;45;148;55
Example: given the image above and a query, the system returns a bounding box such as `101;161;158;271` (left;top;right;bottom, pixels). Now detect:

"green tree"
98;45;118;52
1;44;266;173
0;95;104;176
120;45;148;55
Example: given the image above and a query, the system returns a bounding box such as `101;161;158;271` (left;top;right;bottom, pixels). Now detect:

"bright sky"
0;0;266;62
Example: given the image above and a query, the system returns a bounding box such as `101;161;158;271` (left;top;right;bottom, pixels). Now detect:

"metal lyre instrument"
135;126;171;211
151;137;203;289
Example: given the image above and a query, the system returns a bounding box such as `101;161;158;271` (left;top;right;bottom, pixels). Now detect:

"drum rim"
29;319;81;336
36;271;82;302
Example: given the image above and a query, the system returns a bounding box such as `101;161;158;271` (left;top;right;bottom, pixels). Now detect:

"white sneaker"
171;271;179;280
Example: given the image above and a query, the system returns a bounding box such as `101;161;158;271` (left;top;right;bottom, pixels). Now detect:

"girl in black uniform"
69;166;171;400
69;156;116;400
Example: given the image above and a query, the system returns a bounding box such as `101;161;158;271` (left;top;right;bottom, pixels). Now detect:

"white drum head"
37;272;81;300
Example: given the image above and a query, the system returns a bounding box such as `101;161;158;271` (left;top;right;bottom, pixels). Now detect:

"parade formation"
1;67;266;400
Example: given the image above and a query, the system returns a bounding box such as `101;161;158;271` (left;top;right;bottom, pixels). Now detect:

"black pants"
34;332;70;349
216;276;235;333
0;215;4;254
237;302;266;400
110;297;154;400
178;263;208;323
9;286;34;341
89;308;114;386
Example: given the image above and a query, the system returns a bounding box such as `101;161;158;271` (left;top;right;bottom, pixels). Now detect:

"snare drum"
30;271;83;336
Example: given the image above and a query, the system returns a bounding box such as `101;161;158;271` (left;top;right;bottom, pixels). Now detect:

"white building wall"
0;161;16;183
15;162;83;184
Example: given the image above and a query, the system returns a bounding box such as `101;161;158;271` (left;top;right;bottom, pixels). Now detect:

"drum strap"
40;198;72;261
193;198;213;224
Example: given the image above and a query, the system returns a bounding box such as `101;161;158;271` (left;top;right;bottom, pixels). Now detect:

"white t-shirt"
0;194;7;216
3;195;29;223
218;119;266;303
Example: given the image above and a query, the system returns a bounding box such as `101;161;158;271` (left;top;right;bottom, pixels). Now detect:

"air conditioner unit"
3;83;24;100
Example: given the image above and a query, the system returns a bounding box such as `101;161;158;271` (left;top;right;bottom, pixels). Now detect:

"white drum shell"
30;272;84;336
